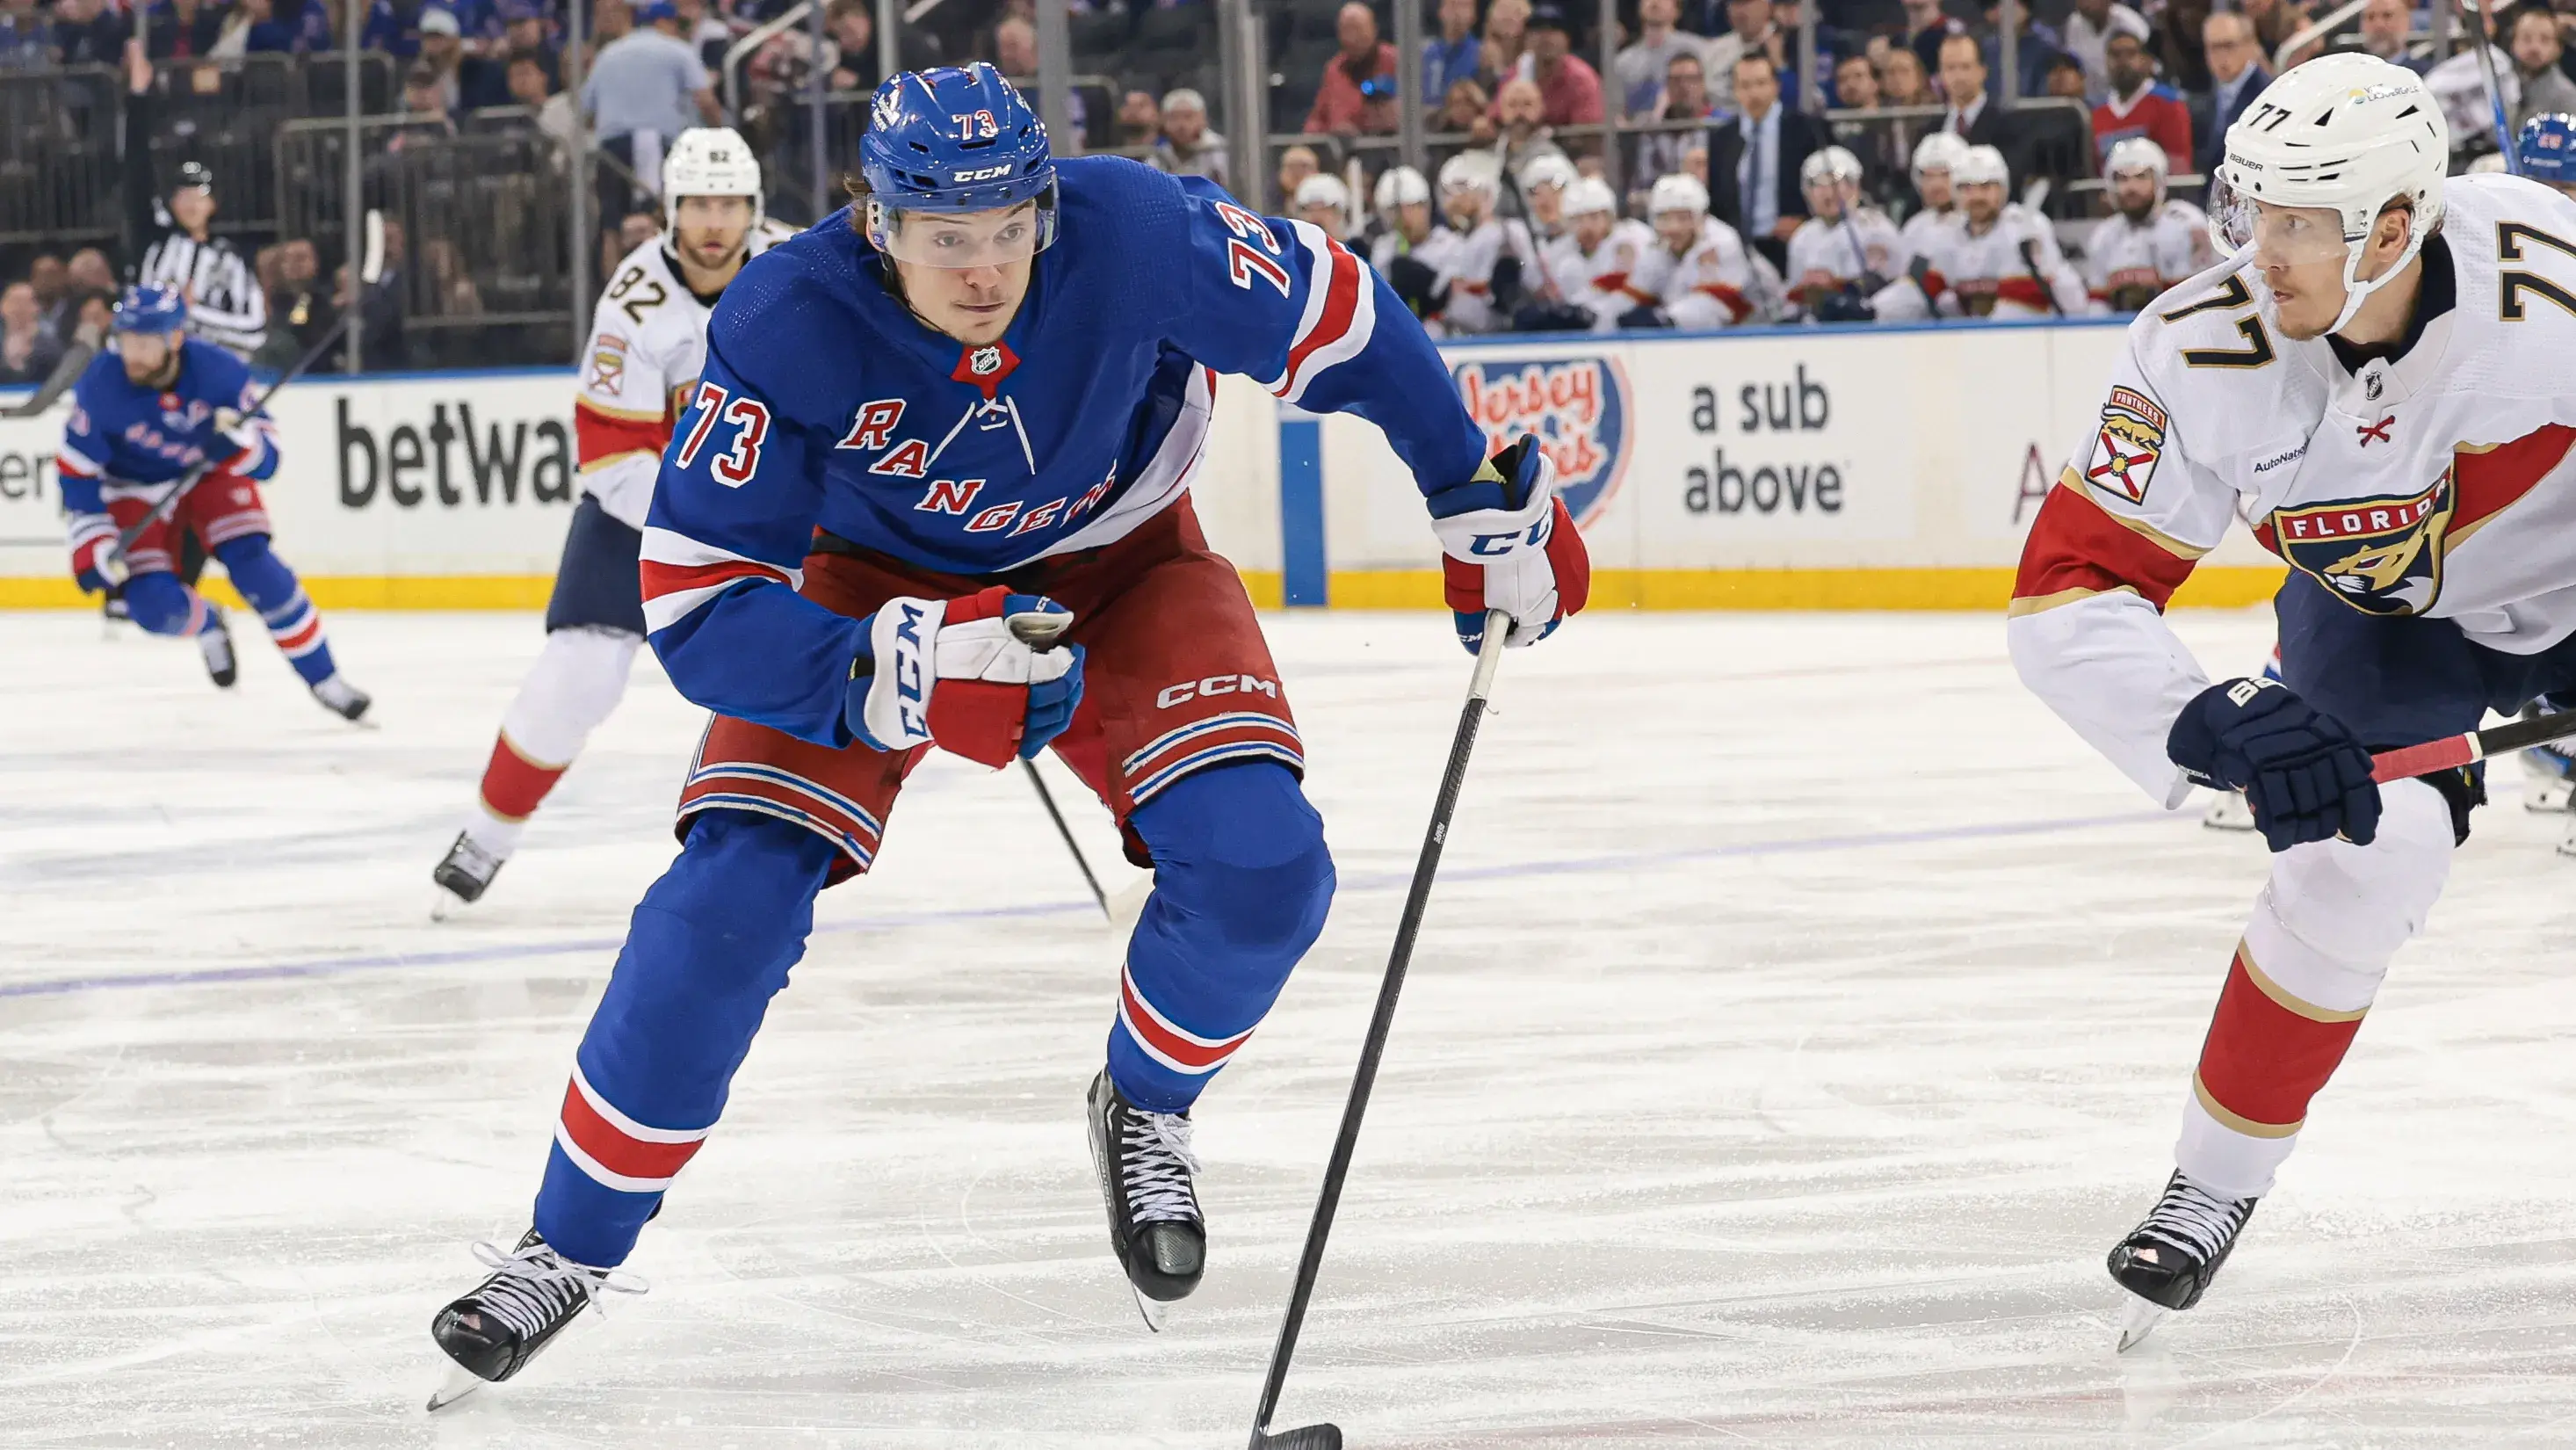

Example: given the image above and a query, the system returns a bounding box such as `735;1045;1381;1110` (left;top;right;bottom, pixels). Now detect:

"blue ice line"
0;809;2167;1002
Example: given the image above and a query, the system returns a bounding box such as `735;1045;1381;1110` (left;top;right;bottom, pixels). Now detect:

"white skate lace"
465;1239;647;1343
1120;1110;1203;1224
2136;1175;2250;1264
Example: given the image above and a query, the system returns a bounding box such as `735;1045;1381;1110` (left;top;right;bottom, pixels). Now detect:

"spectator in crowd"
1151;89;1228;188
1113;89;1161;149
2240;0;2312;61
2193;11;2270;177
240;0;337;53
826;0;940;94
498;1;560;79
1493;75;1572;175
419;237;485;316
990;18;1085;144
619;207;660;253
1938;33;2017;165
0;0;52;68
1636;50;1716;181
1306;2;1400;136
1277;143;1321;207
674;0;728;70
1983;1;2076;104
1830;52;1907;185
1900;0;1966;91
1480;0;1531;92
147;0;231;59
1441;76;1492;134
416;6;469;112
1521;4;1603;127
593;0;633;45
1617;0;1709;120
2092;30;2191;170
2155;0;2212;92
585;0;720;157
1878;46;1929;105
53;0;130;65
1708;0;1793;110
334;257;406;370
1424;0;1483;114
2062;0;2152;102
1681;142;1708;189
2511;3;2576;128
254;237;336;373
2355;0;2428;72
25;254;65;346
504;47;575;144
394;59;460;143
48;250;115;342
2044;52;2087;98
1708;53;1822;266
0;282;59;385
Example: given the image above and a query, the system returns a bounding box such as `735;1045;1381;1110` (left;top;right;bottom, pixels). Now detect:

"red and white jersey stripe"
1265;219;1378;408
639;526;806;635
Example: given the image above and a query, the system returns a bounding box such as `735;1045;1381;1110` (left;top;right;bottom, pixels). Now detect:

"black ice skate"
427;1229;642;1410
2108;1170;2259;1351
431;831;506;919
1086;1069;1205;1330
310;674;372;724
197;609;237;688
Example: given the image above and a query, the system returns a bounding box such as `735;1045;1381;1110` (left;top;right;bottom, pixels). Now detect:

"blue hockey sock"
120;572;213;639
1109;762;1335;1113
532;811;839;1267
213;535;336;685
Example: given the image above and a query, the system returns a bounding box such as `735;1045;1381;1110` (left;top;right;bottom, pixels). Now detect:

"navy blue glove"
2168;677;2379;852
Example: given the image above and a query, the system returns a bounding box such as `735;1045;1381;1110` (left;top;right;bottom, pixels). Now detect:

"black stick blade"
1251;1425;1342;1450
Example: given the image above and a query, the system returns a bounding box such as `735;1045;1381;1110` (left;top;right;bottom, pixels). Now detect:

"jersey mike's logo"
2265;476;2455;616
1451;356;1628;529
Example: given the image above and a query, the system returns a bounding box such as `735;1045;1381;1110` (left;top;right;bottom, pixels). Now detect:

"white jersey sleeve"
1559;221;1655;330
1660;217;1758;329
1443;218;1541;335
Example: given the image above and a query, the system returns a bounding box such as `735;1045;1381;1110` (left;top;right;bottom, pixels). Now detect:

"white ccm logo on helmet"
954;163;1015;182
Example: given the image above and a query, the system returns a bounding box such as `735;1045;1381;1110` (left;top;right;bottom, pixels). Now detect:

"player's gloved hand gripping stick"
1425;434;1592;654
844;585;1086;768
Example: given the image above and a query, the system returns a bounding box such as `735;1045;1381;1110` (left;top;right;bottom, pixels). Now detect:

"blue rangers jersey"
641;156;1487;745
55;341;279;564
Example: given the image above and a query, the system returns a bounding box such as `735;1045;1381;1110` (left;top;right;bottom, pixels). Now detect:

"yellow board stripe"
0;566;2286;613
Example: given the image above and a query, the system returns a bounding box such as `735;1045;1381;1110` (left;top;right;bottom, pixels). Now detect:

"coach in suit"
2192;11;2271;177
1936;33;2026;176
1706;52;1827;268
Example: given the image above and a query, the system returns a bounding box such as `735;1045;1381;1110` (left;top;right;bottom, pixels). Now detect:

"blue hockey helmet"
859;64;1058;267
112;285;188;336
2518;112;2576;185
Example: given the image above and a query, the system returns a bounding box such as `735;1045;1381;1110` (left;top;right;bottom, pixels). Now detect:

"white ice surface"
8;608;2576;1448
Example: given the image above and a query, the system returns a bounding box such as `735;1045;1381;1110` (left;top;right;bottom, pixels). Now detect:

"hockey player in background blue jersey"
430;63;1588;1399
60;286;370;721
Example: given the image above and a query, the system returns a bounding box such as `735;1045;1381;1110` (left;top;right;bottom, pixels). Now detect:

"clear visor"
2209;175;2352;266
867;192;1057;269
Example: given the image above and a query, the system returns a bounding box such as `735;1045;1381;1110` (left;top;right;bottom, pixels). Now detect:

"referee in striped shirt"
122;40;267;359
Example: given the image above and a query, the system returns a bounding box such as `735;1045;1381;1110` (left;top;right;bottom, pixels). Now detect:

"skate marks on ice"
13;613;2576;1444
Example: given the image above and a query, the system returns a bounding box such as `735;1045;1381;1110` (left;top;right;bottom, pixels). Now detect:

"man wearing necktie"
1708;53;1823;269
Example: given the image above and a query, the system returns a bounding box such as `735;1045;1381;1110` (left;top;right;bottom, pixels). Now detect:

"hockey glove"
1616;303;1675;330
1489;253;1525;314
1424;434;1591;653
2168;677;2380;853
1385;254;1448;318
1815;286;1878;323
69;515;126;595
846;586;1085;768
1513;300;1596;333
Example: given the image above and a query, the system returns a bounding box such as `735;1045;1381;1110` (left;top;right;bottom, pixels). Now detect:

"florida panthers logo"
2084;386;2167;504
2266;476;2456;616
1451;356;1629;529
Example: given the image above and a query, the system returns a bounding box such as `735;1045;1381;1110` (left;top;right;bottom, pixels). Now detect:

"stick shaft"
1019;757;1108;917
1250;609;1510;1441
2370;707;2576;783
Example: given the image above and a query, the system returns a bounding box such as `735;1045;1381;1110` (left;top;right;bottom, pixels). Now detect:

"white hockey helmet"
1293;173;1351;211
1800;144;1865;191
1561;176;1617;218
1648;171;1710;217
2211;53;2449;331
1437;149;1502;200
1374;164;1431;213
1519;152;1577;196
1910;128;1971;181
662;127;765;232
1952;143;2010;189
2103;135;2170;192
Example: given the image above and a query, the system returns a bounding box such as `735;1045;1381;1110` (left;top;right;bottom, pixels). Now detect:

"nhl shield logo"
970;345;1002;377
1450;356;1629;528
2265;474;2456;616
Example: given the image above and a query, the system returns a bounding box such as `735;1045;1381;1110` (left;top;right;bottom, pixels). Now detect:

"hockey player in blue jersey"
61;286;370;721
429;63;1589;1399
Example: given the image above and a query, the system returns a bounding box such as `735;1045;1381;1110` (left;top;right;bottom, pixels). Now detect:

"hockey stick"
2370;709;2576;783
1248;608;1512;1450
2016;237;2069;318
2457;0;2521;172
1020;758;1109;917
105;209;382;569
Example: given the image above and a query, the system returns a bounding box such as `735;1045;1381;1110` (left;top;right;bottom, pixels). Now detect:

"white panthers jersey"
1877;205;2089;320
1899;205;1957;271
1546;220;1658;330
1441;216;1544;335
1634;214;1758;329
2083;200;2216;313
576;221;795;531
1370;226;1465;279
1784;207;1904;310
2009;175;2576;805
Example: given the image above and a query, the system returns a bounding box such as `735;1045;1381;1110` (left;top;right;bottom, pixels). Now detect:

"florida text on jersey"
640;156;1485;745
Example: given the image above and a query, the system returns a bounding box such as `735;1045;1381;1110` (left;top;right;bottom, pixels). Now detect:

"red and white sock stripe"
1116;961;1254;1077
264;592;327;659
554;1063;712;1194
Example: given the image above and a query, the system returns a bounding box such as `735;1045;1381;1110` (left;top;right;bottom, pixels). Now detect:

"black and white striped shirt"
136;203;268;359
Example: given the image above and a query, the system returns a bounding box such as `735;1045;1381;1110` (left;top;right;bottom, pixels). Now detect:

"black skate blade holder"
1249;1427;1342;1450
